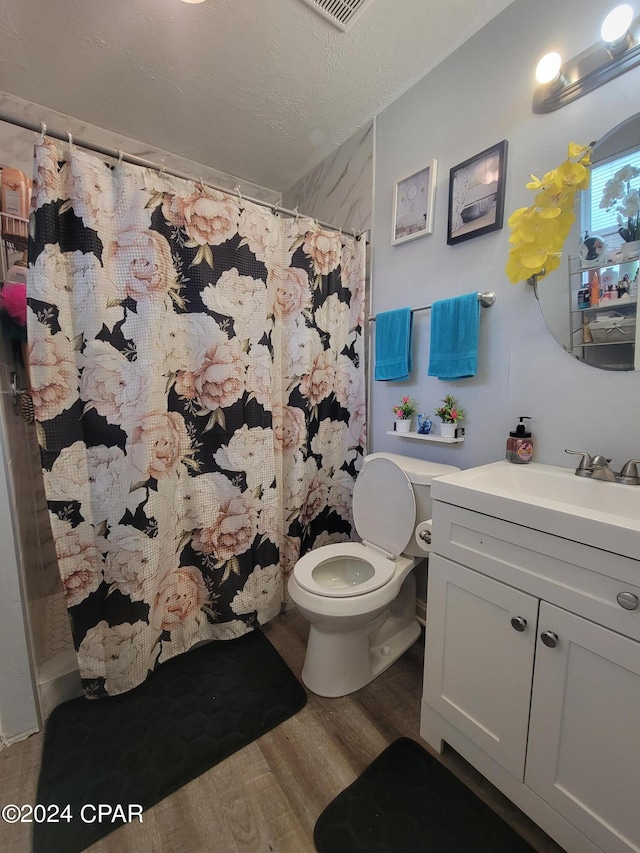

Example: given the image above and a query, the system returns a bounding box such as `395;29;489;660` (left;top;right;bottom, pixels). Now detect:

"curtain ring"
39;122;47;142
234;184;243;206
118;149;124;165
293;206;299;225
159;158;166;174
67;131;74;149
199;177;205;192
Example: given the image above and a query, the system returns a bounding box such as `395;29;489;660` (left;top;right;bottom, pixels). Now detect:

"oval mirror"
537;112;640;370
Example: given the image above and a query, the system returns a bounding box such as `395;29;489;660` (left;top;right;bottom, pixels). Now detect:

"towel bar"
368;290;495;321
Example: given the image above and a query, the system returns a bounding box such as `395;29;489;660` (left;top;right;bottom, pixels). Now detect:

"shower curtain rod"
0;110;364;239
368;290;496;321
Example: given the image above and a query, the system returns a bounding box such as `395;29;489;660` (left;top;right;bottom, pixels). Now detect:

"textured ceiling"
0;0;515;193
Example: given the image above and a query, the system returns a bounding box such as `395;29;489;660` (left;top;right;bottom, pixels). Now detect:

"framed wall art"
392;160;437;246
447;140;508;245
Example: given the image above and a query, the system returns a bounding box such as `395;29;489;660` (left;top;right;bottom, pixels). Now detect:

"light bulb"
601;4;634;44
535;52;562;85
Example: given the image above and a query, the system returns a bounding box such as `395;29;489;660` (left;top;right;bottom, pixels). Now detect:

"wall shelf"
386;430;464;444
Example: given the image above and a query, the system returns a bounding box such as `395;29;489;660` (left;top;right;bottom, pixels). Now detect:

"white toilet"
288;452;460;697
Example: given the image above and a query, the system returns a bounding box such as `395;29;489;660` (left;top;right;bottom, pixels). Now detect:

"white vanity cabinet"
421;500;640;853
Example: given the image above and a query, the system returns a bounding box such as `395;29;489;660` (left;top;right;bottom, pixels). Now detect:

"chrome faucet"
565;450;640;485
617;459;640;486
588;454;617;482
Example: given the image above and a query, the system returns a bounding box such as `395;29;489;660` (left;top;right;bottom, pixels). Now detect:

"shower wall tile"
283;122;374;234
0;364;39;740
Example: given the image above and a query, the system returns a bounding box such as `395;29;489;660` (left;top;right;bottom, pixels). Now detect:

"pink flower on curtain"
150;567;210;632
56;523;105;607
269;265;311;318
191;489;259;560
165;188;240;246
272;403;306;452
299;348;336;406
28;322;79;421
302;229;342;275
190;336;246;411
127;410;192;481
104;228;177;302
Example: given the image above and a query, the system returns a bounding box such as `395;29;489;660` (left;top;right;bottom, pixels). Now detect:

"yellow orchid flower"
568;142;591;164
505;141;591;283
555;159;588;187
507;207;530;227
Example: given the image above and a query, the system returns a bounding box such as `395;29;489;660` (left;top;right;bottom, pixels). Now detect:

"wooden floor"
0;609;565;853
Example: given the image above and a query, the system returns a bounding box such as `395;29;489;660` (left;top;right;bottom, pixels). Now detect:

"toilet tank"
363;453;460;558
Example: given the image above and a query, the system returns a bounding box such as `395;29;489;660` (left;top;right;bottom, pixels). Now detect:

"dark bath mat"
314;737;537;853
34;629;307;853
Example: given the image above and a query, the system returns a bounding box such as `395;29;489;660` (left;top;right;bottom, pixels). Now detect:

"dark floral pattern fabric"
27;140;366;697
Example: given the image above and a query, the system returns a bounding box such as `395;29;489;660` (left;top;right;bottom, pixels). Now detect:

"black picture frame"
447;140;508;245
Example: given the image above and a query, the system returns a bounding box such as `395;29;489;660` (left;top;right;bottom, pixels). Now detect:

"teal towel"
428;292;480;380
374;307;413;381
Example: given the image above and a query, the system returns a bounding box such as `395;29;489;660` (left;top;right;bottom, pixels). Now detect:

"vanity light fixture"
533;4;640;113
535;52;564;87
181;0;206;4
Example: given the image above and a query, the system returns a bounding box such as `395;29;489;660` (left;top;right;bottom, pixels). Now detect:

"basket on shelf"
588;312;636;343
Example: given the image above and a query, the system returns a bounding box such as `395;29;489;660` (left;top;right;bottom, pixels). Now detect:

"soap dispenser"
506;417;533;464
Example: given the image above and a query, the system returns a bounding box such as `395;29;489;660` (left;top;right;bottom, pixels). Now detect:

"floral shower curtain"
27;139;366;697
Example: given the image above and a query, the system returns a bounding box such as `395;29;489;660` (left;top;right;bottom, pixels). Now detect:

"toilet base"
300;575;421;698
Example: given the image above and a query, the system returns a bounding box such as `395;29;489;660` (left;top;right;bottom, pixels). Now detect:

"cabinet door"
423;555;539;779
526;603;640;853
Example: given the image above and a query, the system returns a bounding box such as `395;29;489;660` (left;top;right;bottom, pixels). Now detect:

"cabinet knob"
510;616;527;632
540;631;558;648
617;592;639;611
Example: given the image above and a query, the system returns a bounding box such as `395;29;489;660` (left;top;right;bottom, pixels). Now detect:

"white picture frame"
392;160;437;246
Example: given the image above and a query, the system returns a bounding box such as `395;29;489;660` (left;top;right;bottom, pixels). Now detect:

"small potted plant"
434;394;465;439
392;396;416;433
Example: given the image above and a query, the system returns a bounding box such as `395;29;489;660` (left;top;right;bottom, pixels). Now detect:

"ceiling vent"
299;0;375;32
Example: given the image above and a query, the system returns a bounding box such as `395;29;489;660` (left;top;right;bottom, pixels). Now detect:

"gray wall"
371;0;640;472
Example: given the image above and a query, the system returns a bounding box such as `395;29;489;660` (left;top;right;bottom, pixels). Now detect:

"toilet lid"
353;457;416;556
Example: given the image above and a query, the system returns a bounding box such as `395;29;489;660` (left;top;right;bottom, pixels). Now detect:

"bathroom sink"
431;460;640;559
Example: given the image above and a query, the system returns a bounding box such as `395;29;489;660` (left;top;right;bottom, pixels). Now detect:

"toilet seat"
293;542;397;597
293;457;417;598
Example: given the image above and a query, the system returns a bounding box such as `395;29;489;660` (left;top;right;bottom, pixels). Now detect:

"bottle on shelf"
589;270;600;308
